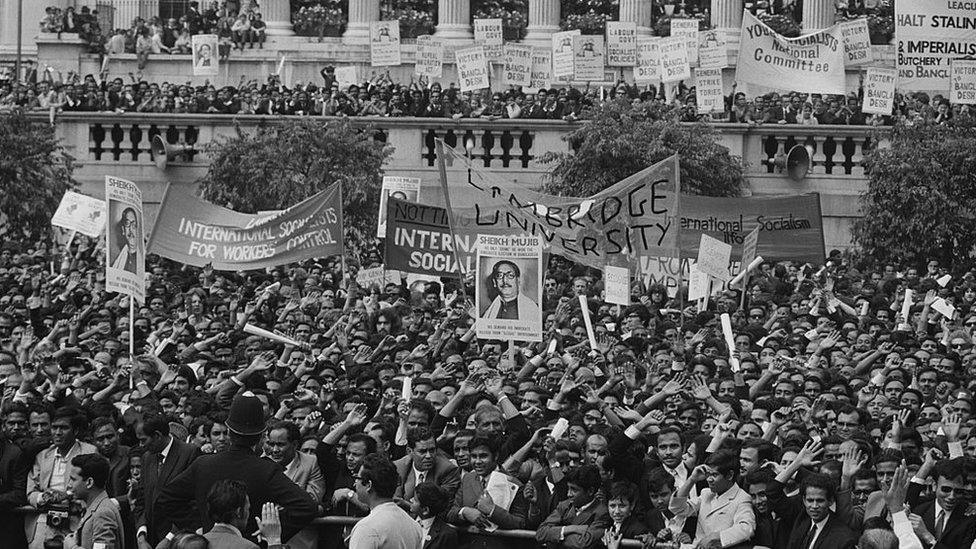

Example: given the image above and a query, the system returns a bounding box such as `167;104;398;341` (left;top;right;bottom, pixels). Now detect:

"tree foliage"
541;100;745;198
0;110;77;239
852;122;976;267
199;118;392;235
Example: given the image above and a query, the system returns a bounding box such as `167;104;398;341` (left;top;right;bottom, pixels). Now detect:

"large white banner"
191;34;218;76
52;191;106;238
474;18;504;61
105;176;145;303
736;10;847;95
635;37;661;84
695;68;725;114
414;35;443;78
573;35;605;82
606;22;637;67
660;36;691;83
671;18;700;66
951;59;976;105
455;46;490;91
503;44;533;87
530;48;553;89
552;30;580;78
370;21;401;66
862;67;897;114
840;19;872;66
476;234;543;342
896;0;976;93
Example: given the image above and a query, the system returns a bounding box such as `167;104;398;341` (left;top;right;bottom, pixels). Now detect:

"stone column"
112;0;140;30
262;0;294;36
711;0;742;66
802;0;834;31
343;0;380;44
434;0;472;41
523;0;559;47
619;0;652;36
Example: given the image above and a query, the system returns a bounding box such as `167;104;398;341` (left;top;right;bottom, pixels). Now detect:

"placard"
604;265;630;305
415;36;444;78
455;46;490;92
369;21;401;67
474;18;504;61
660;36;691;83
552;30;580;78
950;59;976;105
334;66;358;89
503;44;533;87
476;235;543;342
573;35;605;82
606;22;637;67
740;225;760;270
635;37;661;84
530;48;553;89
896;0;976;92
696;234;732;281
377;176;421;237
51;191;106;238
356;266;402;289
670;18;700;66
840;19;872;66
687;266;710;301
105;176;145;302
698;29;727;69
862;67;897;114
695;68;724;113
191;34;219;76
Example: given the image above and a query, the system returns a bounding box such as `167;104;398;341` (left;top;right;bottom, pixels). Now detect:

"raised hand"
795;439;824;468
689;374;712;400
662;373;687;395
841;447;866;479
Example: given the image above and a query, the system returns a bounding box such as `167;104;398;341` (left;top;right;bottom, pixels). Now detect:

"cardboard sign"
573;35;605;82
698;29;727;69
414;36;444;78
604;266;630;305
862;67;897;114
695;68;724;114
357;266;401;289
660;36;691;83
105;176;145;302
476;235;543;342
455;46;490;91
670;18;700;66
51;191;106;237
503;44;533;87
840;19;872;66
474;18;504;61
191;34;219;76
369;21;401;66
530;48;553;89
635;37;661;84
696;234;732;281
552;30;580;78
950;59;976;105
740;225;760;270
606;22;637;67
377;176;421;237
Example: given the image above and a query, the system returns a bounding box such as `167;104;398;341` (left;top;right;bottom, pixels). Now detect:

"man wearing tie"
910;458;976;549
669;450;755;549
393;427;460;507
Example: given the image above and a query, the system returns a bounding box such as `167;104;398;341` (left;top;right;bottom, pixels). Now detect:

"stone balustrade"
34;111;886;250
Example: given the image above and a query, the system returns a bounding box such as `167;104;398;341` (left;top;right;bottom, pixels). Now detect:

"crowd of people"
0;224;972;549
4;65;972;127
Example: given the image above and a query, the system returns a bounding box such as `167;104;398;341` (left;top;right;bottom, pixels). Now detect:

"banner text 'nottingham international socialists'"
384;197;476;277
678;193;825;264
736;10;847;95
441;145;678;270
148;184;343;271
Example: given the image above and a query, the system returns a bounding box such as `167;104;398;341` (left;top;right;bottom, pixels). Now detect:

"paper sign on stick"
862;67;897;114
696;234;732;281
604;266;630;305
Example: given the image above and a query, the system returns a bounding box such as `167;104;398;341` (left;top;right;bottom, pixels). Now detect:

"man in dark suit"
155;392;318;544
910;458;976;549
0;429;27;549
768;469;856;549
394;427;461;506
414;482;458;549
134;414;200;549
536;464;611;549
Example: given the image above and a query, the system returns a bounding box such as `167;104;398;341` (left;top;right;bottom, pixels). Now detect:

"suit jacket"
669;482;755;548
204;523;259;549
536;499;610;549
394;454;461;502
68;490;123;549
768;479;856;549
423;516;458;549
155;445;318;544
134;438;200;544
26;440;98;542
915;499;976;549
0;438;28;548
105;445;131;499
447;469;528;549
483;293;542;326
278;451;326;504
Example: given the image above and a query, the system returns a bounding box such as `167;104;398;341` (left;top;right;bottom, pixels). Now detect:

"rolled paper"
720;313;740;372
243;323;301;347
729;255;765;288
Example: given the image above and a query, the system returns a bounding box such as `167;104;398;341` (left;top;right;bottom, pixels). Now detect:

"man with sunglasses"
909;458;976;549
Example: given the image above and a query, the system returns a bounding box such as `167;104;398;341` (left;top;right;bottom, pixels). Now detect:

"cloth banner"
606;22;637;67
370;21;401;66
862;67;897;114
437;143;679;270
105;176;146;302
455;46;491;91
895;0;976;93
191;34;219;76
384;196;474;277
147;184;344;271
52;191;106;237
736;10;847;94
